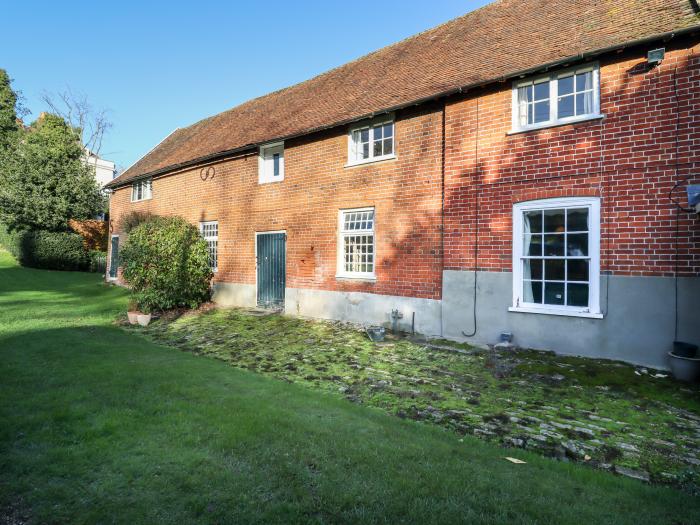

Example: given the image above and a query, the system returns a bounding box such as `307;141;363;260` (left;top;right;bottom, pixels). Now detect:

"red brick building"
106;0;700;368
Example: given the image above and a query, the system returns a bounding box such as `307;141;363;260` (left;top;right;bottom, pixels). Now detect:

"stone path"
129;308;700;491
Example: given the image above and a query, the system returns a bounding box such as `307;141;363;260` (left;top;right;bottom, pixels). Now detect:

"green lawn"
0;249;698;524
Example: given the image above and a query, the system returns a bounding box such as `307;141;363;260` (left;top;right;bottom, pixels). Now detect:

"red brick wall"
444;41;700;277
109;39;700;304
109;103;444;299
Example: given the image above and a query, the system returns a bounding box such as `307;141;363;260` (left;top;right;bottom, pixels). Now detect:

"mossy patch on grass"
128;307;700;489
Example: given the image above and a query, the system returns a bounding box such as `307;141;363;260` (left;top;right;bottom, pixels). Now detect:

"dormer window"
512;64;601;132
259;142;284;184
348;117;395;166
131;178;152;202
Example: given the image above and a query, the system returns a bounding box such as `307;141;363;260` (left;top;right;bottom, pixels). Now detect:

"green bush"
119;210;155;234
0;225;88;271
120;216;213;312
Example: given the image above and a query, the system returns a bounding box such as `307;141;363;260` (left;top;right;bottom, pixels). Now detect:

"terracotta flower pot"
127;311;139;325
137;313;152;327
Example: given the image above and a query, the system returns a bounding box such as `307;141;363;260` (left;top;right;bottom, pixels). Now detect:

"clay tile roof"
107;0;699;188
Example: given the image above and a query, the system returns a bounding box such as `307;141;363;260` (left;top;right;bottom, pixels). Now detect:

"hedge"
0;225;89;271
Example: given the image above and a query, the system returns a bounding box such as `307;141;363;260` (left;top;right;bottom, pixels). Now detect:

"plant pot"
137;313;152;327
127;311;140;325
668;351;700;382
673;341;697;358
366;326;386;342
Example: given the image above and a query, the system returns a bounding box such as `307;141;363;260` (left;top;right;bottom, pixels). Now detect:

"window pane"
523;234;543;256
524;210;542;233
373;124;383;140
273;153;280;177
558;75;574;96
558;94;574;118
545;259;565;280
567;233;588;256
383;123;393;137
567;208;588;231
534;100;549;123
544;282;565;305
567;259;589;282
576;92;592;115
576;71;592;92
523;280;542;303
384;138;393;155
544;234;564;256
524;259;543;280
544;209;565;232
534;81;549;101
362;142;369;159
518;84;533;103
373;140;383;157
567;283;589;307
360;129;369;142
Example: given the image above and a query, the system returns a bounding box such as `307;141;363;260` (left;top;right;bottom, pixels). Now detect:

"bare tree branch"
40;88;112;155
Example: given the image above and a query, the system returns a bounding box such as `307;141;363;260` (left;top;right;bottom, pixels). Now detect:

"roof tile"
109;0;699;187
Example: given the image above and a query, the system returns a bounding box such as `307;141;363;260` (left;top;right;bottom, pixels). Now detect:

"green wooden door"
256;233;286;309
109;236;119;278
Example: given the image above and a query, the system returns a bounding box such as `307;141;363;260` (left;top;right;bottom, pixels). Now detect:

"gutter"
106;24;700;190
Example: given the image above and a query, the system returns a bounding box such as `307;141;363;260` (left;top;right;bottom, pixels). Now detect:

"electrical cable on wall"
666;64;695;342
462;97;479;338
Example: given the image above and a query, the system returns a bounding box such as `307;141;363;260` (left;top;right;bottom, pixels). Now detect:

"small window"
200;221;218;272
259;142;284;183
131;178;152;202
337;208;375;278
348;118;394;165
512;65;600;132
511;197;600;316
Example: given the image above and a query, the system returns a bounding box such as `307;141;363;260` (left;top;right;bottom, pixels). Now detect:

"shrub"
0;225;88;271
68;219;109;251
119;210;155;234
120;216;213;312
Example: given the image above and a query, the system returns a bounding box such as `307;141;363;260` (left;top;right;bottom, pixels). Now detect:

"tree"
40;88;111;155
0;68;26;152
0;113;105;232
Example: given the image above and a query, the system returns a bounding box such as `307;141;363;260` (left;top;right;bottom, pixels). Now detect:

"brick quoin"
109;40;700;301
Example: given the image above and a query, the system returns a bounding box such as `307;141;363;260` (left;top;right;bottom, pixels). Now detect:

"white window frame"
510;64;602;133
258;141;284;184
347;116;396;167
509;197;602;318
336;207;376;280
199;221;219;273
130;178;152;202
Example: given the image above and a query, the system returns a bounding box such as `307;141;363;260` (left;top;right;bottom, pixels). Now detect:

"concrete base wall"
212;282;257;308
442;270;700;369
211;273;699;369
285;287;442;336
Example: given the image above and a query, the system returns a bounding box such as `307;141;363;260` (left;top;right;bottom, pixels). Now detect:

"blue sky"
2;1;490;171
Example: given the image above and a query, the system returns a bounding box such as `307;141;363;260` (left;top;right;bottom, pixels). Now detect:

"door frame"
254;230;287;308
107;234;119;281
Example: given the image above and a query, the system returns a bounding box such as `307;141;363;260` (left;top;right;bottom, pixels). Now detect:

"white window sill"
344;155;396;168
508;306;603;319
508;114;604;135
258;178;284;185
336;274;377;282
131;197;152;203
